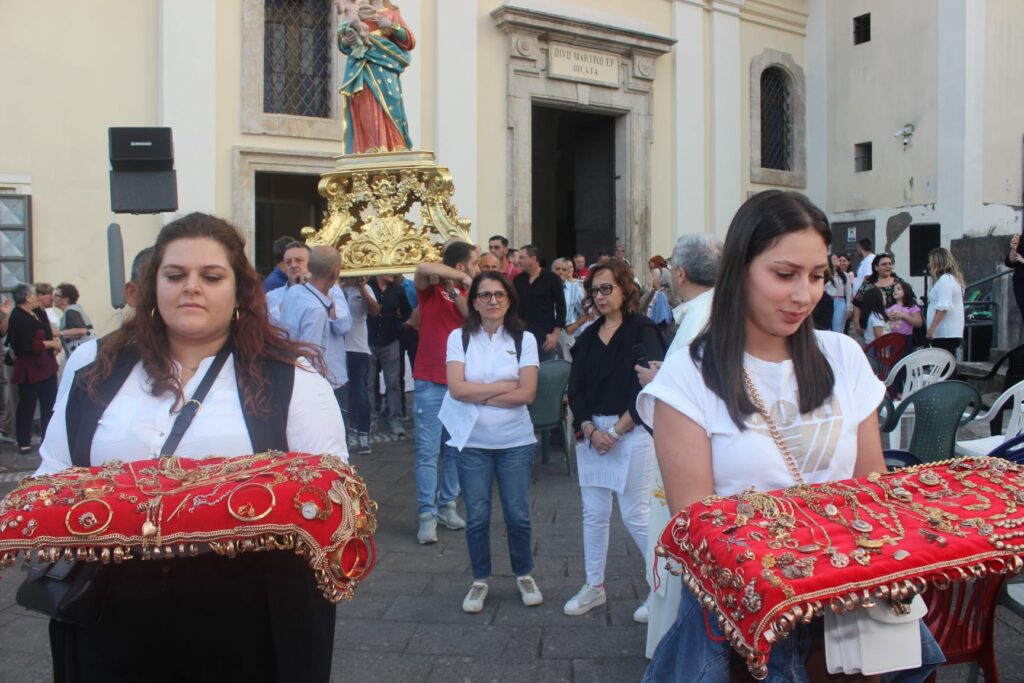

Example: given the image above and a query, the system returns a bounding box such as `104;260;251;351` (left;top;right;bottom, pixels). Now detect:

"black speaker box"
909;224;941;277
109;127;174;171
110;170;178;214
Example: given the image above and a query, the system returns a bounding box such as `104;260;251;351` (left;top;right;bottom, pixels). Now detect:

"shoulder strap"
160;343;232;456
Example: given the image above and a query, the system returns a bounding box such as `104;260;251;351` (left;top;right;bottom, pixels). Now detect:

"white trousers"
580;432;653;586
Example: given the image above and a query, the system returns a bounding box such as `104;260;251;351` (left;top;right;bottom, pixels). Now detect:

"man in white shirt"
853;237;875;294
636;233;722;383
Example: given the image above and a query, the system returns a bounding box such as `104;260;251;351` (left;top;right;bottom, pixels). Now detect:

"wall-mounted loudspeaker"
108;127;178;214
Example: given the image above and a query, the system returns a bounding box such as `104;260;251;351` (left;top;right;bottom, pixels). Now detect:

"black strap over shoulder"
160;343;232;456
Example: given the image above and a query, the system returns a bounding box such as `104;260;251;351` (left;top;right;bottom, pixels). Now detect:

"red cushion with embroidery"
0;452;376;602
656;456;1024;679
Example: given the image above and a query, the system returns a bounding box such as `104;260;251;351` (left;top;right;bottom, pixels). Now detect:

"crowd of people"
12;193;984;680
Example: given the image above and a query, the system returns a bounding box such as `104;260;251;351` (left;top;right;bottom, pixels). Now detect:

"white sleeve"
37;341;99;475
286;358;349;463
932;275;954;311
55;339;97;406
446;328;465;364
636;348;713;436
518;332;539;368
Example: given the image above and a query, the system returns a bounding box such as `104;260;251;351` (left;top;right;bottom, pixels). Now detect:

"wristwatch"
607;426;623;441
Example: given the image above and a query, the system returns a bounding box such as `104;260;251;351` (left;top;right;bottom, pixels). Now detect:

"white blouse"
36;345;347;475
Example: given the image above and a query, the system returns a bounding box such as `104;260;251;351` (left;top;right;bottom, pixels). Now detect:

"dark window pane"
855;142;873;172
854;13;871;45
760;67;792;172
263;0;331;118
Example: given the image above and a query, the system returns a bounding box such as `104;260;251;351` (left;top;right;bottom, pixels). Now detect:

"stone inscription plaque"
548;43;619;87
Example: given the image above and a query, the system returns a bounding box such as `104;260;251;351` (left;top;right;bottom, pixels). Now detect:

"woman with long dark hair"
36;212;347;682
444;271;541;613
859;287;890;345
852;252;903;333
825;253;852;333
565;259;666;621
886;281;923;351
637;191;942;681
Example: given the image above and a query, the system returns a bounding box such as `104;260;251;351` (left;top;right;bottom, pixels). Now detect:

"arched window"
760;67;792;172
750;50;805;188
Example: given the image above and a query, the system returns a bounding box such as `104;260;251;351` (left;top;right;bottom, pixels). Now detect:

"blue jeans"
456;444;535;579
831;299;848;333
344;352;371;433
644;583;944;683
413;379;459;515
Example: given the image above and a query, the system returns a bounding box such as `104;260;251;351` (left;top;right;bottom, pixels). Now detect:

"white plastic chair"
883;348;957;448
956;380;1024;457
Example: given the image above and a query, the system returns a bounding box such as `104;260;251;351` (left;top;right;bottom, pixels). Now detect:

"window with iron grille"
855;142;873;172
264;0;332;118
760;67;792;172
853;13;871;45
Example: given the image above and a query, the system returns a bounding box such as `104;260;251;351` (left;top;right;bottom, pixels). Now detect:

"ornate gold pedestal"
301;150;472;277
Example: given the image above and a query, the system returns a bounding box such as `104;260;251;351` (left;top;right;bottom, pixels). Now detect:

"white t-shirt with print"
445;327;539;450
637;331;884;497
863;312;889;344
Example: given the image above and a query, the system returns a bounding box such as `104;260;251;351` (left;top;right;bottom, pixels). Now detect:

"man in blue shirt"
262;235;295;293
280;246;352;410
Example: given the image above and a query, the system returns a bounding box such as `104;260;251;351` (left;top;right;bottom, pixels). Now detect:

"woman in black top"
1007;233;1024;319
564;258;666;621
5;283;61;453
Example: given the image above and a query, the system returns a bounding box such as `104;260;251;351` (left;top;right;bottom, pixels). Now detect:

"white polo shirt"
445;326;539;450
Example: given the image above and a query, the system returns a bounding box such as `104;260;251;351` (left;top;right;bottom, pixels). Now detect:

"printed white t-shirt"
445;327;539;450
636;331;884;496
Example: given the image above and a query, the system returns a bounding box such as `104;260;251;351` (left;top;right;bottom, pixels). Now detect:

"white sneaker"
357;433;372;455
633;594;651;623
417;512;437;545
436;501;466;530
392;421;407;439
563;583;606;616
516;575;544;607
462;581;489;613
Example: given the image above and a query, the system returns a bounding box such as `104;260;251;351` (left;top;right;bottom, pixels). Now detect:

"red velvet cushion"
0;452;376;603
656;456;1024;678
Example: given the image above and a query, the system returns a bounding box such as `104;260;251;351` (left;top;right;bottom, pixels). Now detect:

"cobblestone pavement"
1;436;1023;681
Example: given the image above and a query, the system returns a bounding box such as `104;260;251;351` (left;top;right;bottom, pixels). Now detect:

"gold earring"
233;308;240;322
150;307;157;319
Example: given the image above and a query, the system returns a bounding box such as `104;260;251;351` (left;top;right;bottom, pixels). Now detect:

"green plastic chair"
528;359;573;475
879;380;982;463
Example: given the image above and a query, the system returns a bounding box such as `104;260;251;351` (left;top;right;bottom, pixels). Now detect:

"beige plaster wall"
0;0;163;333
741;0;808;196
982;0;1024;207
826;0;939;213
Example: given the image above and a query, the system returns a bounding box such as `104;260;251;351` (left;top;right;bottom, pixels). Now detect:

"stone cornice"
491;5;676;56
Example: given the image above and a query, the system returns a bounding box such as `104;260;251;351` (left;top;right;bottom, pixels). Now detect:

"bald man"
478;252;500;272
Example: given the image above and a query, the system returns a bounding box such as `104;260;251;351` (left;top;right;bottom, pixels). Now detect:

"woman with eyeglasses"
564;258;667;621
444;271;542;614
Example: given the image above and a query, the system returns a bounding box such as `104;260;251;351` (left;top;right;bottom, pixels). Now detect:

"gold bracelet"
227;483;275;523
65;499;113;536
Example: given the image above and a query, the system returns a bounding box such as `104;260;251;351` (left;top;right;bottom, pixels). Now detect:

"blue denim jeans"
456;444;535;579
643;583;944;683
343;352;371;433
413;379;459;515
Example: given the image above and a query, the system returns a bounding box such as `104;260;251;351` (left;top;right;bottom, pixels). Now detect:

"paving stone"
383;595;499;625
573;656;649;682
334;618;416;652
0;647;53;682
492;598;610;628
405;623;542;658
376;551;469;574
374;532;457;556
335;595;393;620
0;614;51;652
607;598;646;626
424;656;572;683
356;569;432;597
328;650;433;683
542;625;646;659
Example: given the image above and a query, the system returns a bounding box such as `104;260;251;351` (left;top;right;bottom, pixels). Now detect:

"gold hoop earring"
233;308;240;322
150;307;157;319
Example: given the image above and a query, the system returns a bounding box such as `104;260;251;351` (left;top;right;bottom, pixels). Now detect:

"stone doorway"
492;5;674;268
531;105;617;265
253;172;326;276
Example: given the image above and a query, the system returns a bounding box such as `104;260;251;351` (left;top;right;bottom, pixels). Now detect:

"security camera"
893;125;914;138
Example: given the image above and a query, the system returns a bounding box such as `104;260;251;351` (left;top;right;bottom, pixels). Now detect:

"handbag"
15;344;232;623
744;370;924;676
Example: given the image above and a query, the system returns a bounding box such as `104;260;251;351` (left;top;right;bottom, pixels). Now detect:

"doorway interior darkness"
531;105;616;267
254;172;326;277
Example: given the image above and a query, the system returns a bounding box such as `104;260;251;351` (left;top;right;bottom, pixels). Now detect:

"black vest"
65;344;295;467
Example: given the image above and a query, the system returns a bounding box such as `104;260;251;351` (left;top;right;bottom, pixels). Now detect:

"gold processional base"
301;150;472;277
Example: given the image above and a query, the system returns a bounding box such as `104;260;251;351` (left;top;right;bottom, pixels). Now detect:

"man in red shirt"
488;235;521;279
572;253;589;281
412;241;480;544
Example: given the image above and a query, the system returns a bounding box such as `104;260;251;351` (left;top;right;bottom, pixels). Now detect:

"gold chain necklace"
742;370;806;486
